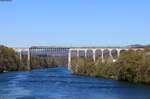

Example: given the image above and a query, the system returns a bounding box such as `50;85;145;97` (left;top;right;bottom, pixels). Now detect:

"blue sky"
0;0;150;47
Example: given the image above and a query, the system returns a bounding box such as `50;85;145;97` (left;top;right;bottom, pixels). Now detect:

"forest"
71;45;150;84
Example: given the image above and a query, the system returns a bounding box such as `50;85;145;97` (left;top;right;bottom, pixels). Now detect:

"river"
0;67;150;99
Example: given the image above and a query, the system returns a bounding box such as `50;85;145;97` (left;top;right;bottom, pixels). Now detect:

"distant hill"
127;44;145;48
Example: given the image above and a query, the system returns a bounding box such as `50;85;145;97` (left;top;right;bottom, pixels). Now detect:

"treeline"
71;45;150;84
0;45;21;72
0;45;67;73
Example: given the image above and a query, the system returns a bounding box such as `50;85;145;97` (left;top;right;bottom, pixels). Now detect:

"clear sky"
0;0;150;47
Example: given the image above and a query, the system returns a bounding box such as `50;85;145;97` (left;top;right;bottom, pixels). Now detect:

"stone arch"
102;49;115;63
86;49;94;62
79;50;86;57
103;49;109;60
95;49;102;62
111;49;118;60
70;50;78;60
120;49;128;56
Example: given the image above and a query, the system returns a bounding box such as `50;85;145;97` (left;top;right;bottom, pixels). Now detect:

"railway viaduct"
13;46;144;71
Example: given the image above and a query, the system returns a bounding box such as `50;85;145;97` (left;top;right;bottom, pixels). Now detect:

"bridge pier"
68;49;71;71
92;49;96;62
101;49;105;63
19;49;23;64
77;49;79;57
84;49;87;57
109;49;114;61
27;48;31;70
117;49;121;58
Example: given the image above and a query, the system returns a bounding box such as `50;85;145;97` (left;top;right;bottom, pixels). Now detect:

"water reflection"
0;67;150;99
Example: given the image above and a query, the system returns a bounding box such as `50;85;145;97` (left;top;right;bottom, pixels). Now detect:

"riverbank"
71;45;150;84
0;45;62;73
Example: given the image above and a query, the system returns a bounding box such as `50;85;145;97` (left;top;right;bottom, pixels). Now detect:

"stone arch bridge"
13;46;143;71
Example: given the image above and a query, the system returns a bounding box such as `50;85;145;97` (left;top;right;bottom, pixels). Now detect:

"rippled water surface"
0;67;150;99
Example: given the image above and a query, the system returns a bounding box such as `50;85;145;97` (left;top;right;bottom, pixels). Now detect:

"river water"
0;67;150;99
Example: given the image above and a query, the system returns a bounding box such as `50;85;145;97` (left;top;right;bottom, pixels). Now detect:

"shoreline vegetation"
0;45;67;73
71;45;150;84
